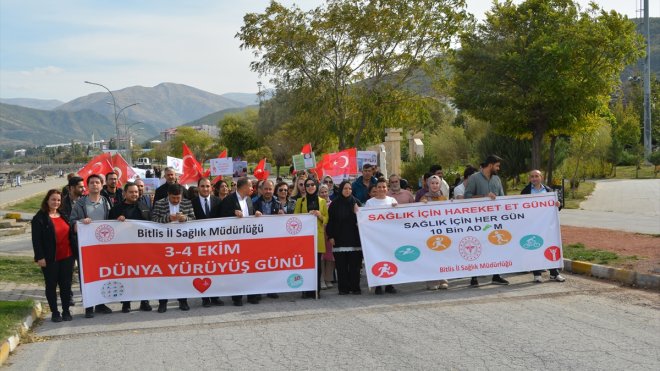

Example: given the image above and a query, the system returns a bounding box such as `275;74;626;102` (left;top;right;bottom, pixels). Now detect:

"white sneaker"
325;281;333;289
550;274;566;282
439;280;449;289
427;285;440;290
533;275;543;283
320;281;328;290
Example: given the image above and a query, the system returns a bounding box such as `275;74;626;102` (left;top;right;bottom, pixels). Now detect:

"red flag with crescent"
322;148;358;178
179;143;203;185
77;152;113;184
111;153;136;186
301;143;312;155
253;158;269;181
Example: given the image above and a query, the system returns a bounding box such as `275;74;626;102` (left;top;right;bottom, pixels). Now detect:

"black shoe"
374;286;383;295
301;291;315;299
179;300;190;311
491;275;510;285
202;298;212;308
470;277;479;287
85;307;94;318
266;293;279;299
62;310;72;321
351;290;362;295
95;304;112;314
233;299;243;307
247;297;260;304
157;303;167;313
51;312;62;323
139;301;152;312
384;285;397;294
211;298;224;306
122;302;131;313
338;291;349;295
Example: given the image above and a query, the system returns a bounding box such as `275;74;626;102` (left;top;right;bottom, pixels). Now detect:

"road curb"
563;258;660;290
0;301;42;367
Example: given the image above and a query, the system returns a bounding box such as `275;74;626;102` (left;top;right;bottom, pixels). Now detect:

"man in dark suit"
192;178;224;307
219;177;262;306
153;167;179;205
151;183;196;313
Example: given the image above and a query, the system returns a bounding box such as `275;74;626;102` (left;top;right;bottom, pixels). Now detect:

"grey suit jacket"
151;197;196;223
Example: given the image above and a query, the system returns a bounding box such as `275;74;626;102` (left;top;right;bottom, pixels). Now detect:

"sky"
1;0;657;102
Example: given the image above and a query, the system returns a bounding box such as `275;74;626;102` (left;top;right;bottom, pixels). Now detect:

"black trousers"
334;251;363;293
41;257;74;314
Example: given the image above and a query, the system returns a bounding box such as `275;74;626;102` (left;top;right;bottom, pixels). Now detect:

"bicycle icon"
520;235;544;250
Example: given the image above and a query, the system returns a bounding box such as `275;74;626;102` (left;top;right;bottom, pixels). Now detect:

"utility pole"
642;0;652;160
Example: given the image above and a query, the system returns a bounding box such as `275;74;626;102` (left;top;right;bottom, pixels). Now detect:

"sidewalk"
0;176;66;210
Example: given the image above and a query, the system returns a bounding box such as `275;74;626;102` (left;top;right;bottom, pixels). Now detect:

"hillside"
0;103;116;147
183;105;258;127
220;93;259;106
57;82;247;130
0;98;64;110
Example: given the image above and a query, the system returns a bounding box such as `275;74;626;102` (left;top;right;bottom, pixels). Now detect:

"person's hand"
36;259;46;268
177;213;187;222
421;197;428;203
392;202;398;207
487;192;497;200
169;214;179;222
82;218;92;224
255;211;263;217
117;216;126;222
234;210;244;218
278;209;285;215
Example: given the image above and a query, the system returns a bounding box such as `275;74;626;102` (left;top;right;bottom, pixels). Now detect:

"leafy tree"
452;0;645;170
238;0;471;149
218;109;261;158
168;126;215;161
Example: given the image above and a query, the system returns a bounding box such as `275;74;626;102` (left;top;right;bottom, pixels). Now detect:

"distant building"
13;149;26;157
160;125;219;141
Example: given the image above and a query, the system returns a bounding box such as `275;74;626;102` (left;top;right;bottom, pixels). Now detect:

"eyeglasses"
278;188;288;192
298;183;304;187
305;183;316;188
323;180;333;184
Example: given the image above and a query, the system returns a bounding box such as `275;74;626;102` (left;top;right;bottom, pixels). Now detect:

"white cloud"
19;66;64;76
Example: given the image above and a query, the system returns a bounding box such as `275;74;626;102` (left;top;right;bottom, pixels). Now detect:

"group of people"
32;155;565;323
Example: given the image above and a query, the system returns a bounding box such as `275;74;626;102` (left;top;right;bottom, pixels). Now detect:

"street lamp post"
84;81;139;157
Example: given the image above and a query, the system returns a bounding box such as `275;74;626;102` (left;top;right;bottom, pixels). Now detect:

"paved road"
559;179;660;234
0;176;66;209
4;273;659;370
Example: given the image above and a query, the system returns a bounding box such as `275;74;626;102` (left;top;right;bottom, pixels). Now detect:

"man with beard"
101;171;124;208
109;182;153;313
134;178;152;214
153;167;179;204
386;174;415;204
464;155;509;286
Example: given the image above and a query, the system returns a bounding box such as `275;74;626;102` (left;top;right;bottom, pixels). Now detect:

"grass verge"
0;300;33;340
6;193;45;213
0;256;42;284
563;181;595;209
563;243;640;265
610;165;657;179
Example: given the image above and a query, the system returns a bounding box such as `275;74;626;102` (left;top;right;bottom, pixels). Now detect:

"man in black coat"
218;177;262;306
192;178;224;307
153;167;179;205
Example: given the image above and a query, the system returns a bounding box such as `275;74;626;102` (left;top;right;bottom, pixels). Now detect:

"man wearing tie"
218;177;262;306
191;178;224;307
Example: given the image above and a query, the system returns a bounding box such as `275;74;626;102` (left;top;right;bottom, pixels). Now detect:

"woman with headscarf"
295;178;328;298
32;189;74;322
327;181;363;295
420;175;449;290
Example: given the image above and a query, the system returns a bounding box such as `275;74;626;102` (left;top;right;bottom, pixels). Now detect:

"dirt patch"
561;226;660;274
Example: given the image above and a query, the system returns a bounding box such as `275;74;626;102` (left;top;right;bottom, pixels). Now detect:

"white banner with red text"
77;215;317;307
357;194;563;287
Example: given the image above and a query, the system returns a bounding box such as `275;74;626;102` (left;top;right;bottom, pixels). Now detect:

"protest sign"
210;157;233;176
357;194;562;287
77;215;318;307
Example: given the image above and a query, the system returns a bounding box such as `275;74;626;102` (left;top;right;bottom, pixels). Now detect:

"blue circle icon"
395;245;421;262
520;235;544;250
287;273;304;288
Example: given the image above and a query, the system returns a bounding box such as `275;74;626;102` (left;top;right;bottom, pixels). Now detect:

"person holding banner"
521;170;566;283
420;175;450;290
220;177;263;306
192;178;225;307
464;155;509;287
327;181;363;295
291;173;308;200
32;190;75;322
70;174;114;318
275;182;296;214
295;179;329;299
108;182;154;313
364;178;398;295
152;183;196;312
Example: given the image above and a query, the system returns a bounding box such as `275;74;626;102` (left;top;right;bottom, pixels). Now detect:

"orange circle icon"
488;230;512;245
426;235;451;251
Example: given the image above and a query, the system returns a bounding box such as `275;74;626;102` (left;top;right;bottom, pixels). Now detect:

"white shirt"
237;192;250;216
453;182;465;199
364;196;397;208
198;195;211;215
168;202;180;215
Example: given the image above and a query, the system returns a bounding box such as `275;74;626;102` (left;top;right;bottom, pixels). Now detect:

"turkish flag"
253;158;269;181
322;148;358;178
179;143;203;185
111;153;136;186
301;143;312;155
218;149;227;159
77;153;113;184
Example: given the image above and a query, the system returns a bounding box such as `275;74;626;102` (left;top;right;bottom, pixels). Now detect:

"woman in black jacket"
32;189;75;322
326;181;363;295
